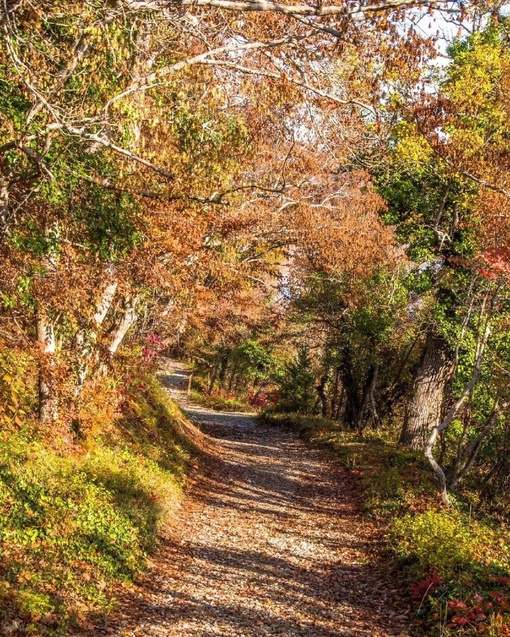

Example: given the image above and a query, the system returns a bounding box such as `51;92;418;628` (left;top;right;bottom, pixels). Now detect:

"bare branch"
103;34;310;112
177;0;449;18
200;58;376;113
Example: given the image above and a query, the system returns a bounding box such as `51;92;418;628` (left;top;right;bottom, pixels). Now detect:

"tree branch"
176;0;449;18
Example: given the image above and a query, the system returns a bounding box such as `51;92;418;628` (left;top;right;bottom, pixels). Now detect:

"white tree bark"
107;297;138;356
37;311;57;423
74;266;118;395
96;296;139;377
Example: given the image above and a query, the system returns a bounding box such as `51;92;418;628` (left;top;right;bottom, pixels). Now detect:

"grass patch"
189;389;251;412
0;374;195;635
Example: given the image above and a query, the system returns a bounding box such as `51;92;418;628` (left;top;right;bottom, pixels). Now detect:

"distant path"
97;359;413;637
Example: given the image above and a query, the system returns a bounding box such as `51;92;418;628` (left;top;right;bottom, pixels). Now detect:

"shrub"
0;373;193;635
390;510;509;583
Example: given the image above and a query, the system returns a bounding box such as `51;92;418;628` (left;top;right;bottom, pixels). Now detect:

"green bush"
390;510;509;582
0;375;193;635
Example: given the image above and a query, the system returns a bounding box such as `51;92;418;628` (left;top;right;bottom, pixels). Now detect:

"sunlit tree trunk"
37;312;57;423
399;334;455;450
106;296;138;357
74;268;117;395
0;175;10;236
37;222;59;423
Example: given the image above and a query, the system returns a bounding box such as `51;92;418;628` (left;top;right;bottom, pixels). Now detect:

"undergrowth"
189;389;251;412
266;413;510;636
0;373;195;636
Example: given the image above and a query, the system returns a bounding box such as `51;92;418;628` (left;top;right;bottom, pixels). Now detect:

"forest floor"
86;359;414;637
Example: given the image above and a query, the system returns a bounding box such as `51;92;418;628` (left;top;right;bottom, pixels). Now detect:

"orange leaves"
288;170;395;280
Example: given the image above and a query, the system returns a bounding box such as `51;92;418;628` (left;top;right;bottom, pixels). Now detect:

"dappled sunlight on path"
90;359;413;637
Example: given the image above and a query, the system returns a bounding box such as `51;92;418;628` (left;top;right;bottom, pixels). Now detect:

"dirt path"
98;360;413;637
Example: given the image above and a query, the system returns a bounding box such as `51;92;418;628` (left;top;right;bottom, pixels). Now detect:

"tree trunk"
400;334;455;450
355;363;377;433
449;399;504;490
424;310;493;504
37;312;57;423
208;366;218;394
98;296;138;375
316;374;329;418
335;382;345;420
74;268;118;395
340;346;360;428
217;350;229;389
330;368;340;417
106;297;138;356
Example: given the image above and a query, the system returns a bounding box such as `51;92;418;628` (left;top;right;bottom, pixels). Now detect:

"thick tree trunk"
37;312;57;423
400;334;455;450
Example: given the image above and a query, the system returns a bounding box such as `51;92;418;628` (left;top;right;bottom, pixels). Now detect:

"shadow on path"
84;359;413;637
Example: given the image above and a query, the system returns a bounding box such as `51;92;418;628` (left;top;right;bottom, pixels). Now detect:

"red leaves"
479;249;510;280
410;573;442;600
446;592;510;632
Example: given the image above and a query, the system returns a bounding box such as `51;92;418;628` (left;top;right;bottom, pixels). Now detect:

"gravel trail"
97;360;412;637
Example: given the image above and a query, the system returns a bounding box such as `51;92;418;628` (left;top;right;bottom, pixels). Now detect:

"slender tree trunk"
228;360;240;392
37;222;59;423
37;312;57;423
368;363;380;429
316;374;329;417
449;399;505;490
400;334;455;450
424;304;493;504
340;346;360;428
335;382;345;420
330;368;340;417
217;350;229;389
0;174;11;237
356;363;377;433
208;366;218;394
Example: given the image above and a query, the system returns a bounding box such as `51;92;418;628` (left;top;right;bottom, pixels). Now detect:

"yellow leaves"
393;122;433;169
444;37;507;133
